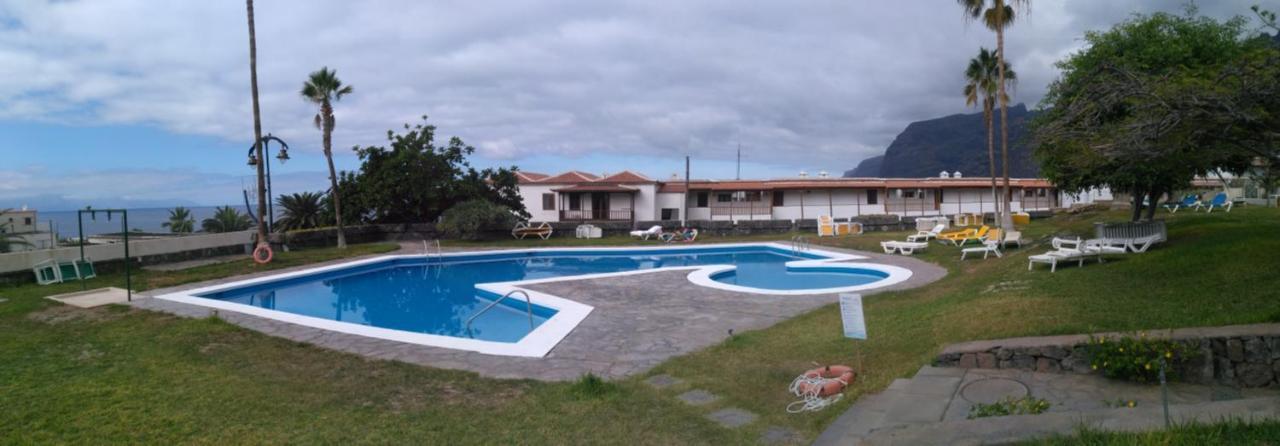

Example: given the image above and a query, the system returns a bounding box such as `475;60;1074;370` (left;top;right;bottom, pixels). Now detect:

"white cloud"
0;0;1265;173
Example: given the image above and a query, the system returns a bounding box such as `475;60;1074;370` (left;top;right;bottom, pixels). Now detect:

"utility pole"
736;143;741;180
245;0;268;253
683;156;690;226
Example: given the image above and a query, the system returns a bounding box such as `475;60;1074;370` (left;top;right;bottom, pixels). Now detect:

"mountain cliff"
846;104;1039;178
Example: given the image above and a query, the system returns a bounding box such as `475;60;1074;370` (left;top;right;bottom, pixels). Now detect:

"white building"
0;208;56;251
517;170;1063;223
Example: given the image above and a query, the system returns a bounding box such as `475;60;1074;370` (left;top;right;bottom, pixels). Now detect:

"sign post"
839;293;867;376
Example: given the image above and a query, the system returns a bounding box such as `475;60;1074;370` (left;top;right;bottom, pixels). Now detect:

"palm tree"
201;206;253;233
275;192;326;232
963;48;1015;219
162;207;195;233
301;67;353;249
245;0;269;254
958;0;1028;227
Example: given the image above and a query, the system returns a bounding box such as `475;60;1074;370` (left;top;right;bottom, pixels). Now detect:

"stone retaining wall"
934;324;1280;388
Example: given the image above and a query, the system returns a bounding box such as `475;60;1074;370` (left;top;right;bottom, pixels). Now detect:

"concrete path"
130;243;944;381
814;365;1280;445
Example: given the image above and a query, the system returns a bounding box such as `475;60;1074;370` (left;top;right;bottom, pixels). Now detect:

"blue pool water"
199;246;887;343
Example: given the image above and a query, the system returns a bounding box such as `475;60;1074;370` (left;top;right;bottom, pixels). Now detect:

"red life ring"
253;244;274;264
798;365;855;397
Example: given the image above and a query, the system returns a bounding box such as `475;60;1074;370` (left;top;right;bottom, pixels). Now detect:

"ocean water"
38;206;250;238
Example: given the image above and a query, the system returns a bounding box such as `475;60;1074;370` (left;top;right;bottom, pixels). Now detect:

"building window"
866;189;878;205
902;189;917;199
661;208;679;220
739;191;762;202
568;193;581;211
937;189;945;202
542;193;555;211
1024;189;1036;197
696;192;709;207
716;193;732;203
772;191;785;206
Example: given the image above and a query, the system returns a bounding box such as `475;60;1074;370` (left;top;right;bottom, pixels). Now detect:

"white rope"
786;373;845;413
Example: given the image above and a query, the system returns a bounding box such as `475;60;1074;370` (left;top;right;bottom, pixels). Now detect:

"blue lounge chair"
1163;195;1199;213
1196;192;1232;213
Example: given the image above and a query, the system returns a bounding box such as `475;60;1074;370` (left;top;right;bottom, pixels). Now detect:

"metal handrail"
465;290;535;334
423;239;442;257
791;235;811;252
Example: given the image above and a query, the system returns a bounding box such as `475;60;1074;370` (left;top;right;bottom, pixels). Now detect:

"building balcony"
559;209;634;221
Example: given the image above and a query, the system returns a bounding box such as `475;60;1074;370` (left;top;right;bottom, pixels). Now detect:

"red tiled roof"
516;171;549;183
551;184;640;193
598;170;653;183
654;177;1054;192
538;170;602;183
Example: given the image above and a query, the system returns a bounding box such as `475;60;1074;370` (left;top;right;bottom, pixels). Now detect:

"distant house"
0;208;55;251
516;170;1065;223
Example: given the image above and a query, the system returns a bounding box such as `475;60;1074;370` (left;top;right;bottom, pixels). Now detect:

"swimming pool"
156;243;910;357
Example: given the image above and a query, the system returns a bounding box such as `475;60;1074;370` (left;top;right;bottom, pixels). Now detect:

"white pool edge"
154;242;911;358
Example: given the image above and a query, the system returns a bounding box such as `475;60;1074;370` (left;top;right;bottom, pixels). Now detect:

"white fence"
0;230;254;275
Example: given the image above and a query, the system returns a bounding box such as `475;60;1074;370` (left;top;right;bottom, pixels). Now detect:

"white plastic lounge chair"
1027;237;1098;272
630;225;663;240
1001;230;1024;248
1125;235;1160;253
880;241;928;255
907;224;947;242
512;222;553;240
1197;192;1232;213
961;240;1003;260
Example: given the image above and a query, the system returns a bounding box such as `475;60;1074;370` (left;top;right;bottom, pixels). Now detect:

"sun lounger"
1001;230;1024;248
1196;192;1232;213
1027;237;1099;272
907;224;947;242
953;225;991;246
1163;195;1199;213
937;228;976;244
880;241;928;255
661;228;698;243
818;216;851;237
630;225;663;240
32;258;96;285
511;222;554;240
961;240;1002;260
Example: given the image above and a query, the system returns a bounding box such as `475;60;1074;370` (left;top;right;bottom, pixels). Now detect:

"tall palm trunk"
321;100;347;249
245;0;268;251
996;24;1012;228
986;103;1000;219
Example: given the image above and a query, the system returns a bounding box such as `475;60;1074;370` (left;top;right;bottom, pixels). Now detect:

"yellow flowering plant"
1085;334;1187;383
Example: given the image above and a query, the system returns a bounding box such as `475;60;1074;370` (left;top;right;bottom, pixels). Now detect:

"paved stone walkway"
131;244;945;381
644;373;801;444
814;365;1280;445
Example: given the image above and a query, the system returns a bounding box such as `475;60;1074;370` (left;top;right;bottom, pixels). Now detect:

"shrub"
968;396;1051;419
437;199;517;240
1085;333;1188;383
568;373;618;399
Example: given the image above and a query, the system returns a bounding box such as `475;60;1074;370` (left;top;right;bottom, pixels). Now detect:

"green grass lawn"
1;207;1278;444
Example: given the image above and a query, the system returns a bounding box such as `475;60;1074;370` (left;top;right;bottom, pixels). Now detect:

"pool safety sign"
839;293;866;340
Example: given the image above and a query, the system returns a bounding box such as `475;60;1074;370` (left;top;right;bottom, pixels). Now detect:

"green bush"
437;199;517;240
967;396;1051;419
1085;333;1188;383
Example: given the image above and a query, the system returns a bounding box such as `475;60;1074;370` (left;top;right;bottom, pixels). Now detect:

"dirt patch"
26;305;129;325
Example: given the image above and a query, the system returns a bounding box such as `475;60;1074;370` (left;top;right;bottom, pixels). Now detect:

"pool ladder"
464;290;535;335
423;239;442;258
791;235;811;252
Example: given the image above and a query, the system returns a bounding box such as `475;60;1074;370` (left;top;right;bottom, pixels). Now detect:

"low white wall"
0;230;254;274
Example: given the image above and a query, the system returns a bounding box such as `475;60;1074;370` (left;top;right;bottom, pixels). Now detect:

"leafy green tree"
963;47;1015;216
957;0;1029;227
345;116;527;224
301;67;354;249
437;199;518;241
275;192;326;232
201;206;253;233
1033;9;1271;220
161;207;195;233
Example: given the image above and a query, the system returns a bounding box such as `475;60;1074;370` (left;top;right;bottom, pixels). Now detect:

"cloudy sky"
0;0;1269;209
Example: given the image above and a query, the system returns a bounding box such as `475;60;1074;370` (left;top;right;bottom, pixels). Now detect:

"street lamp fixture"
246;133;290;232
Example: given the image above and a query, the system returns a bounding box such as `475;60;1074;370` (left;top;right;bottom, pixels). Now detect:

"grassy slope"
0;208;1277;444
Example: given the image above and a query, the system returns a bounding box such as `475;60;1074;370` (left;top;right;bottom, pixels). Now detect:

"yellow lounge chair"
818;216;850;237
955;225;992;245
937;228;976;243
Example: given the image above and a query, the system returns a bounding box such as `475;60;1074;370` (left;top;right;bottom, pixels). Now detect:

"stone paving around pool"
131;244;945;381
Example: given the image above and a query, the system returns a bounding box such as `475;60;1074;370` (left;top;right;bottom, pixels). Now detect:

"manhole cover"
960;378;1029;404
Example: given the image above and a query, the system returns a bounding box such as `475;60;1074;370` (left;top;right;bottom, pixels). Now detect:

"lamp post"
247;133;291;233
